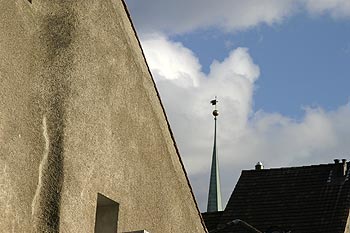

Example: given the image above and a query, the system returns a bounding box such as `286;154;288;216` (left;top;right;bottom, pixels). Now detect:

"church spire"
207;96;223;212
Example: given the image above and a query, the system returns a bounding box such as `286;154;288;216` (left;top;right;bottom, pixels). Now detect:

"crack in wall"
31;115;49;217
32;95;67;233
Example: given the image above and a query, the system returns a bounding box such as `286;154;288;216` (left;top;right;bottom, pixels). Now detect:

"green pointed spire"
207;97;223;212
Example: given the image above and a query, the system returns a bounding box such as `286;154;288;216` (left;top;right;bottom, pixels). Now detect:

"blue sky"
171;12;350;118
125;0;350;211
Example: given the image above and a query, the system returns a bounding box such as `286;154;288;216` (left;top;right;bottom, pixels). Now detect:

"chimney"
334;158;347;177
255;162;264;170
342;159;347;176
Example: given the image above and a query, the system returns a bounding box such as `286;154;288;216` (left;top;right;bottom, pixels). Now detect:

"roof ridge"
243;162;341;172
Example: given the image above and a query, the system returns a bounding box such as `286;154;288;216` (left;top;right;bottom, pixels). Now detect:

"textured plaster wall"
0;0;207;232
345;213;350;233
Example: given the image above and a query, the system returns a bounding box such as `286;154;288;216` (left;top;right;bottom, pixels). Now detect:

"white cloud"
140;35;350;211
140;34;204;87
305;0;350;18
126;0;350;35
126;0;297;34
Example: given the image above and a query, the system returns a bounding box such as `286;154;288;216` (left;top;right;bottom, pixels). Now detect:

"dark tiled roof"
205;162;350;233
202;211;224;231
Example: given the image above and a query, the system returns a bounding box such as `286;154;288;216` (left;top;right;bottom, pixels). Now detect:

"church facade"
0;0;207;232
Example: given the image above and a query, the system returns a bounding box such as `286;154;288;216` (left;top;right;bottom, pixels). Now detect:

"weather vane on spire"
211;96;219;119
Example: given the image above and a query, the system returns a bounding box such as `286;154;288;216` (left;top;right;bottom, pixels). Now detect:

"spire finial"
211;96;219;119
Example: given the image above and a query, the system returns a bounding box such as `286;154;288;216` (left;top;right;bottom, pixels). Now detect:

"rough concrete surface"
0;0;207;232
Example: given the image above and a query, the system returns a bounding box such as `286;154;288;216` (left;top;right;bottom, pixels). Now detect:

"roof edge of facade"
120;1;208;232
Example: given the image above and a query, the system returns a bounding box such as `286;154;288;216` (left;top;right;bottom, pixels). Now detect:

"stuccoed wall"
345;215;350;233
0;0;207;232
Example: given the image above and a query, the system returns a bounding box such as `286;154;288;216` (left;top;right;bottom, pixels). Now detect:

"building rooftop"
203;160;350;233
202;211;224;232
